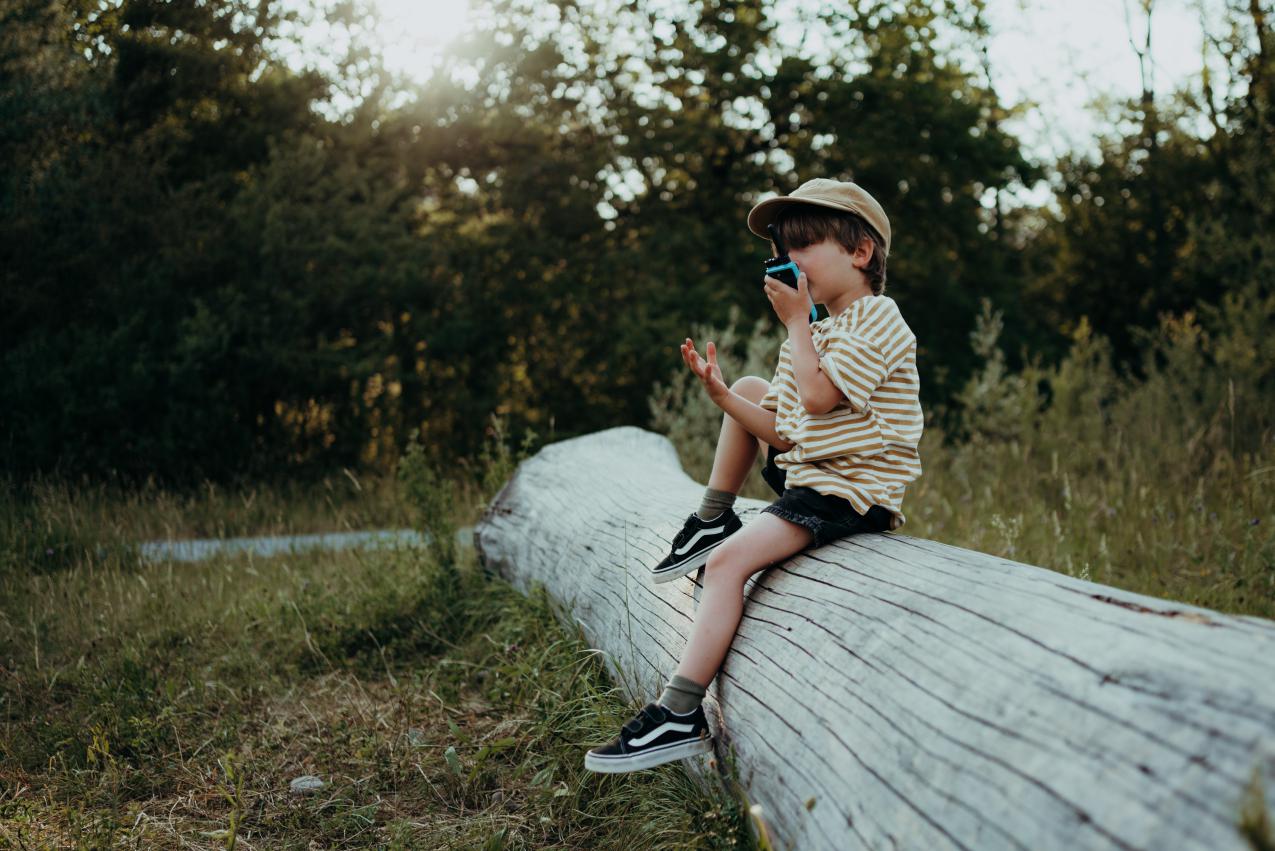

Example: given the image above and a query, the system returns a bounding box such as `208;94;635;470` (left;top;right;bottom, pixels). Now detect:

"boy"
584;178;923;773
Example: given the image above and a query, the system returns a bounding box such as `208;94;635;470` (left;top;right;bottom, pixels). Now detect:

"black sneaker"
584;702;713;773
650;509;742;583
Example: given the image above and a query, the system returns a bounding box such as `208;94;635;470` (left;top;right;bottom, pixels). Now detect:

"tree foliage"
1019;0;1273;373
0;0;1268;486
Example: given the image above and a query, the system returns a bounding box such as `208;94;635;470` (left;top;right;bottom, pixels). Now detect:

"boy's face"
786;236;868;301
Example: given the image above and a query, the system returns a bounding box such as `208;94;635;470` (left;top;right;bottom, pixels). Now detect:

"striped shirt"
759;294;923;530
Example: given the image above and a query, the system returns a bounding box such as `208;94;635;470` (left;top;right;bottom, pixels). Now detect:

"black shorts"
760;444;892;548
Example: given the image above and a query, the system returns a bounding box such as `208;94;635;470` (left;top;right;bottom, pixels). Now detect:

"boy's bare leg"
706;376;771;494
674;513;814;686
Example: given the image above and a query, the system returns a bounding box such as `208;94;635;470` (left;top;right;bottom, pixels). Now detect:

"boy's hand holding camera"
764;270;813;329
676;220;816;449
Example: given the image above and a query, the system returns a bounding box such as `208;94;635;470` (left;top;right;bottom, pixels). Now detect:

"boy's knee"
703;549;747;586
731;375;769;402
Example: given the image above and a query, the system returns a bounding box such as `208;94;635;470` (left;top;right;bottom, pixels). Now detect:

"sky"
367;0;1212;151
981;0;1213;164
295;0;1219;207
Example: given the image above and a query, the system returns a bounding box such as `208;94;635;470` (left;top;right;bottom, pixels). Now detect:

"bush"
644;287;1275;618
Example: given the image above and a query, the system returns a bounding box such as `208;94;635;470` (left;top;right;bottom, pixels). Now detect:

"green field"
3;296;1273;848
0;435;755;849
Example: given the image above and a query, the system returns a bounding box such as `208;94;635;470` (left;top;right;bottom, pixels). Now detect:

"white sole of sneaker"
650;538;727;584
584;736;713;773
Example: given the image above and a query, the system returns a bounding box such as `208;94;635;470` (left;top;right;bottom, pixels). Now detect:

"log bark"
473;425;1275;851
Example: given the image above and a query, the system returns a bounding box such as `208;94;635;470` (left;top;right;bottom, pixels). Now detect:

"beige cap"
747;178;892;257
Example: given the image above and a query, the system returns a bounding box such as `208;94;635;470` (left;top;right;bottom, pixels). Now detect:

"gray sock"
658;674;707;714
696;487;736;522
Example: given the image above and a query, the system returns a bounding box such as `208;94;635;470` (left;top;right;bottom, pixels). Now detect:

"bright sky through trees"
279;0;1220;213
983;0;1215;163
373;0;473;70
361;0;1212;168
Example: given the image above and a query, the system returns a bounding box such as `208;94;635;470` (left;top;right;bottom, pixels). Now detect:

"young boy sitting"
584;178;924;773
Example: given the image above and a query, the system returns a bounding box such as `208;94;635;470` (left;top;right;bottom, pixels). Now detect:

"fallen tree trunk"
473;426;1275;851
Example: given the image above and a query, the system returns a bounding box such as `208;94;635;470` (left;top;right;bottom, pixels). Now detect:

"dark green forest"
2;0;1271;487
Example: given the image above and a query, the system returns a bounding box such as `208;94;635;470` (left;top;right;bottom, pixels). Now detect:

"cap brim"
747;195;870;240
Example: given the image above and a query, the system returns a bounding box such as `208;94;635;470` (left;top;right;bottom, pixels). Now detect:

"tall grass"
0;416;753;849
0;467;411;577
650;284;1275;619
4;279;1271;846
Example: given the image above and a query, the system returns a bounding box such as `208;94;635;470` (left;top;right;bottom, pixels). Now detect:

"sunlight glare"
374;0;473;76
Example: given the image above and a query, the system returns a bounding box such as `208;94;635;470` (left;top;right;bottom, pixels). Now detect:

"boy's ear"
854;236;873;267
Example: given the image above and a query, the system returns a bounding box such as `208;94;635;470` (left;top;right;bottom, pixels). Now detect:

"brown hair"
774;206;889;295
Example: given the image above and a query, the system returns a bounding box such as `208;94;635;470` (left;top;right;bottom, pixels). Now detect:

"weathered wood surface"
473;425;1275;851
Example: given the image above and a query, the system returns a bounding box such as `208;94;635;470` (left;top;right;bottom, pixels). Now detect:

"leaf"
444;745;463;776
483;827;508;851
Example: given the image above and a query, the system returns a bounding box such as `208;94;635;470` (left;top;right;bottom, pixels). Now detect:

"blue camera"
764;224;818;323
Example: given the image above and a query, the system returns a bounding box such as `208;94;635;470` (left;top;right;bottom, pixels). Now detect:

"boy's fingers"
686;343;711;379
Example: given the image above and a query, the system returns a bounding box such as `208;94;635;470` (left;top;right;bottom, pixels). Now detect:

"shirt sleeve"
819;330;888;413
760;380;780;412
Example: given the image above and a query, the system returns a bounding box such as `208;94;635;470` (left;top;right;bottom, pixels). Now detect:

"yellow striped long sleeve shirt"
759;294;924;530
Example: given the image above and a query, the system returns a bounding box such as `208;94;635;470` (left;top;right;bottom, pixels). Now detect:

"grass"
906;299;1275;619
0;420;756;849
0;467;410;578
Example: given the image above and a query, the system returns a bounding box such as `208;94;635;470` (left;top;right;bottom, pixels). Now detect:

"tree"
1018;0;1273;380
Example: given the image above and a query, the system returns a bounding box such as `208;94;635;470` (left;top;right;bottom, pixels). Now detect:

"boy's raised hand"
681;338;729;403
